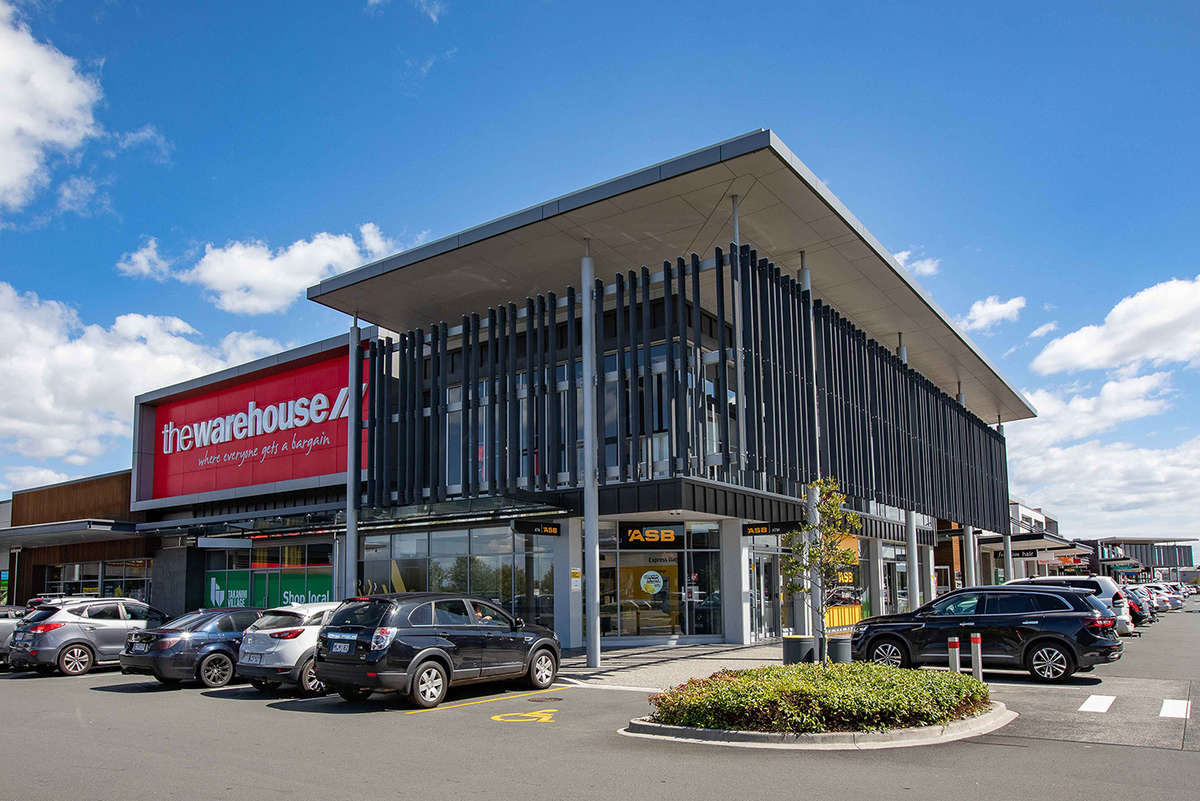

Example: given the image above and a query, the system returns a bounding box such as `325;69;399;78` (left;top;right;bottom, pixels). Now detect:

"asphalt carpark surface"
1;602;1197;801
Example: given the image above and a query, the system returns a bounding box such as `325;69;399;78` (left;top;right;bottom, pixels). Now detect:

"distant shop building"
1080;538;1196;582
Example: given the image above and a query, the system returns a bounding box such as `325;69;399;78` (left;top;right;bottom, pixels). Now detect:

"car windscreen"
327;600;393;628
160;612;210;631
249;612;303;631
22;607;60;624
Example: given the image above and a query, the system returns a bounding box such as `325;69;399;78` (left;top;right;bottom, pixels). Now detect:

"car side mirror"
512;618;526;631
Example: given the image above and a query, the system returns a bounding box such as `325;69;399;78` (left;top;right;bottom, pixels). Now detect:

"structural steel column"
719;519;751;644
581;242;601;668
899;338;920;611
730;196;747;481
957;386;977;587
998;420;1014;582
799;262;817;640
345;317;360;597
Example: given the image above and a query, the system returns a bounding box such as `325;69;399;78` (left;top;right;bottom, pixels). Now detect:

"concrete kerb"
619;702;1017;750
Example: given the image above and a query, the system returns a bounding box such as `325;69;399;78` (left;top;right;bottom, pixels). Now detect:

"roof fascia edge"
763;132;1036;420
304;130;773;301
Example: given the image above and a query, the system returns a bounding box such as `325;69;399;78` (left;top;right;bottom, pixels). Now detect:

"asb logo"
625;528;677;543
619;523;684;549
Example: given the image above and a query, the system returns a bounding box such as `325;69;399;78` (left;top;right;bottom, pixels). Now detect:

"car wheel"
409;661;449;709
869;637;910;669
297;658;326;697
525;649;557;689
249;679;281;693
198;652;235;688
1027;642;1074;682
57;644;94;676
153;675;181;687
337;687;374;703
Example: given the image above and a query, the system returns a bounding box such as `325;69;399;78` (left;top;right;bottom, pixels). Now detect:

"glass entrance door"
748;552;781;641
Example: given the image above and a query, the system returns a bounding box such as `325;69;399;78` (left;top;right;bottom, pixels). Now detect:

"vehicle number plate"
331;642;352;654
15;634;30;645
131;642;149;654
243;653;262;665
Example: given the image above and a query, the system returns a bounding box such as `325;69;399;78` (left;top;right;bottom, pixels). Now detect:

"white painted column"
345;317;360;596
921;545;936;603
899;337;920;611
867;538;885;617
553;517;584;649
581;242;601;668
719;518;751;644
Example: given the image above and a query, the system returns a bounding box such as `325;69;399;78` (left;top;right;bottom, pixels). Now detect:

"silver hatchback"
237;602;339;696
8;598;168;676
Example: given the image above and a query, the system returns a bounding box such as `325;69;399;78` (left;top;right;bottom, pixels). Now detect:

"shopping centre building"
1;130;1037;655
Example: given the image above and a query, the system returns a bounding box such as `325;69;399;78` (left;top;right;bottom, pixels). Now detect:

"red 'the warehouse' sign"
151;353;366;499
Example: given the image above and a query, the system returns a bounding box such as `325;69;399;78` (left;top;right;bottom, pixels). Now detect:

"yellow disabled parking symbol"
491;708;557;723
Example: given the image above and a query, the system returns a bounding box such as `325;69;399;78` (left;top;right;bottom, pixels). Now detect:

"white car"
1144;583;1184;610
237;602;340;696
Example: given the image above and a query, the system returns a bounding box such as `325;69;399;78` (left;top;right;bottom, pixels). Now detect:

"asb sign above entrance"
618;523;684;549
145;351;367;501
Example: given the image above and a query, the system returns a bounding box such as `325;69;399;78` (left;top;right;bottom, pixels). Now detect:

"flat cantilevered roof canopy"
308;129;1035;424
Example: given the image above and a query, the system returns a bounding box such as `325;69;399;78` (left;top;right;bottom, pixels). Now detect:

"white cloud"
1008;373;1172;452
56;174;110;216
1004;372;1197;539
412;0;445;22
179;232;365;315
0;1;101;213
2;465;70;494
957;295;1026;331
1028;321;1058;339
0;281;282;464
158;223;403;315
116;237;170;280
359;222;394;260
111;123;172;164
893;249;940;277
1032;273;1200;375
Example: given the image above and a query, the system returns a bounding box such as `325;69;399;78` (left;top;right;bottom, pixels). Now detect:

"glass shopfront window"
593;521;722;638
204;543;333;608
358;525;556;630
42;559;154;602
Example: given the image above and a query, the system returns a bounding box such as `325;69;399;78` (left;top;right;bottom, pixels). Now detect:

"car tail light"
28;623;65;635
269;629;304;640
153;636;182;650
1085;616;1115;631
370;627;397;651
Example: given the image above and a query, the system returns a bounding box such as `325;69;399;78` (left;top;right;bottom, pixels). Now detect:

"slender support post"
346;316;361;597
581;241;601;668
998;418;1014;582
730;196;746;479
807;482;824;657
948;635;961;673
899;337;920;610
970;632;983;681
957;387;977;587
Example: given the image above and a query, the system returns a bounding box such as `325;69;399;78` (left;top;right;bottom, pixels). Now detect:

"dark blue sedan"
119;608;262;687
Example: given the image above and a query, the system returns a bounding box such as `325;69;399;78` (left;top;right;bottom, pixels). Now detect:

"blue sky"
2;0;1200;545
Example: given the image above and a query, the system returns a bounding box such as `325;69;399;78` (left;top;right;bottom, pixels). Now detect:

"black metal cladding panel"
357;239;1009;533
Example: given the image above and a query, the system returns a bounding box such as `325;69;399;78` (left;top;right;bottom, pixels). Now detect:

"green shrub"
649;662;989;734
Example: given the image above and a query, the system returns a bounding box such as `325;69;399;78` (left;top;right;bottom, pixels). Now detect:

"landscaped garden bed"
649;662;990;734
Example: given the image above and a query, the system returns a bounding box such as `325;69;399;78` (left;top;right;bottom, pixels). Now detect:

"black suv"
850;585;1123;681
315;593;561;708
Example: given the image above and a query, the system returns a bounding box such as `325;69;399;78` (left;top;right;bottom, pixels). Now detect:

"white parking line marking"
1077;695;1115;713
1159;699;1191;719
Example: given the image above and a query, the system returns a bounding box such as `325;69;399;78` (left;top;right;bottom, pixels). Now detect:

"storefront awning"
977;532;1091;555
307;130;1033;425
0;519;138;548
